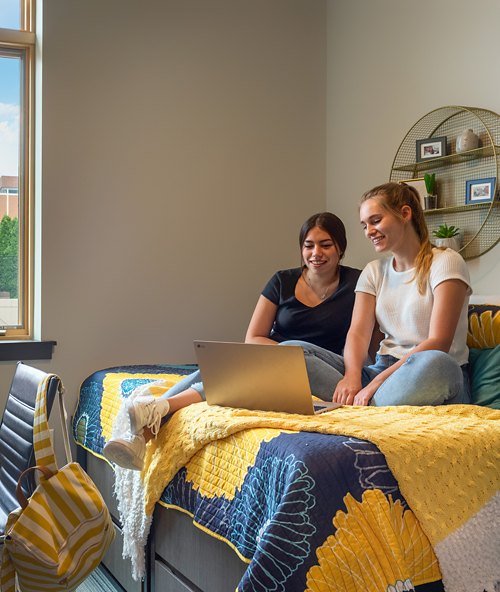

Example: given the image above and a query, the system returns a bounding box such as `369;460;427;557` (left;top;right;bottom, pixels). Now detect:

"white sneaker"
128;395;170;436
103;431;146;471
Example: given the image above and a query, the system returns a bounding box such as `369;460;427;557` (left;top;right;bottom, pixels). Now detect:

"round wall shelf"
389;106;500;260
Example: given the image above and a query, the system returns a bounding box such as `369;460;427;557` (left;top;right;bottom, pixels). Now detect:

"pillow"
467;304;500;348
469;345;500;409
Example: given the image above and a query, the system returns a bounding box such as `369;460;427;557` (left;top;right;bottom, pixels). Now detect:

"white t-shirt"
355;248;471;365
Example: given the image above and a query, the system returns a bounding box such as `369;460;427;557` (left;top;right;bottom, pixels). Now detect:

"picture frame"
400;178;426;209
416;136;447;162
465;177;497;205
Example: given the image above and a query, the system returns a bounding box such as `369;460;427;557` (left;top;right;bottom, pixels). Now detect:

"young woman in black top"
104;212;360;470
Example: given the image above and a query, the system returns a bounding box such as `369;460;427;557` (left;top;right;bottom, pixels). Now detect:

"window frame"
0;0;35;339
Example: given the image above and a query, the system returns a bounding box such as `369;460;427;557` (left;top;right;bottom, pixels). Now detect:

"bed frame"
79;451;247;592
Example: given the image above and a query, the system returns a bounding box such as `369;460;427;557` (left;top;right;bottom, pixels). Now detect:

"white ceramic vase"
456;129;479;152
434;237;461;252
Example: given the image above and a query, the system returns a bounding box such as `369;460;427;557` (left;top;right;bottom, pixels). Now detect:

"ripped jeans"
280;340;471;406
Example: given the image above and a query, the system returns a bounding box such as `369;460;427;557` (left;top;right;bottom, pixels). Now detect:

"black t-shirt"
261;266;361;355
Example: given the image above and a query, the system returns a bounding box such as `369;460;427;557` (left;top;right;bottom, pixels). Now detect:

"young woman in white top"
302;181;472;406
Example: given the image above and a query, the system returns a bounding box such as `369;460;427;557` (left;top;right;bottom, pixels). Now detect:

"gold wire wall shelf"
389;106;500;260
392;145;500;173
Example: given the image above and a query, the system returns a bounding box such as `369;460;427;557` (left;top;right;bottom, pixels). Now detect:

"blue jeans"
280;340;471;406
151;370;204;428
161;370;205;400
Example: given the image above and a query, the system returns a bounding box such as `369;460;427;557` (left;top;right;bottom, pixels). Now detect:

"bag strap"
15;465;55;509
58;382;73;464
33;374;68;472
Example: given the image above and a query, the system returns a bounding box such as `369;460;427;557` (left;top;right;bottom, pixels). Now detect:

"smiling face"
301;226;340;276
359;196;409;253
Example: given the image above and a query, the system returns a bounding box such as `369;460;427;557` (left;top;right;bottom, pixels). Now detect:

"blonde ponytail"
361;182;434;294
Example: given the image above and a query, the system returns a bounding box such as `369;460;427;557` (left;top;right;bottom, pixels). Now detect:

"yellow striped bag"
1;375;115;592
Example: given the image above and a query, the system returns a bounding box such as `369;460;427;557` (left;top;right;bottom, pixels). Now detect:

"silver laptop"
194;341;341;415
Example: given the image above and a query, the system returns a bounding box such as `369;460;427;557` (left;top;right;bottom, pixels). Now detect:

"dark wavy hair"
299;212;347;261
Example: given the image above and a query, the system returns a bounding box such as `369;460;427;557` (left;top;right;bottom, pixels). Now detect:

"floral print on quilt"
161;430;442;592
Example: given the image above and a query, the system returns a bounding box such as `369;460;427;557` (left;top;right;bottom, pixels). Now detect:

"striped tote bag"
1;375;115;592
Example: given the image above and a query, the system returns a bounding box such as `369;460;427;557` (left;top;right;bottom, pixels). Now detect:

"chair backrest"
0;362;59;535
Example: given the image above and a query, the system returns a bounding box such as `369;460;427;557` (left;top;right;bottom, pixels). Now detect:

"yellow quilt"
143;403;499;592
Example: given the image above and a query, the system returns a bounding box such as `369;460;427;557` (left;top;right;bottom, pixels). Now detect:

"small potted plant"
423;173;437;209
432;223;461;251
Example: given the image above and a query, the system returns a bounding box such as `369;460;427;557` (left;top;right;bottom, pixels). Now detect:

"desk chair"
0;362;59;539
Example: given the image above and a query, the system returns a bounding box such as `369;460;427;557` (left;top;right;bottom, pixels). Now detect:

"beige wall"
327;0;500;296
0;0;326;459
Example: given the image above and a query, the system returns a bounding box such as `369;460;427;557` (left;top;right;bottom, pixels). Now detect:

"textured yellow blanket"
142;402;500;591
145;403;499;543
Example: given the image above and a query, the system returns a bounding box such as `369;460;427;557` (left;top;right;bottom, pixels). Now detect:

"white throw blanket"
114;468;149;581
110;386;155;581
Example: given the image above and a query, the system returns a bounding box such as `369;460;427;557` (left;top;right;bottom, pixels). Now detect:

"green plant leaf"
432;223;460;238
424;172;436;194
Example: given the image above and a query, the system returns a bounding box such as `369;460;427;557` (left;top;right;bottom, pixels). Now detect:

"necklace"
303;270;338;300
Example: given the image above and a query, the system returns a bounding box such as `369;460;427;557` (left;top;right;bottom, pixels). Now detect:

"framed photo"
400;178;426;208
416;136;447;162
465;177;496;204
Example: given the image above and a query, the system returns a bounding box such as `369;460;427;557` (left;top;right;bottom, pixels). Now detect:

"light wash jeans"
155;370;205;428
280;340;471;406
158;340;471;408
161;370;205;400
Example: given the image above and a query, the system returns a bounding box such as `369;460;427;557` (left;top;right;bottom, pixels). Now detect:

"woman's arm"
424;278;469;351
245;295;279;345
333;292;376;404
351;278;469;405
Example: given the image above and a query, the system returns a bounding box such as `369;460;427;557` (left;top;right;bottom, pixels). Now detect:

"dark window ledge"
0;340;56;361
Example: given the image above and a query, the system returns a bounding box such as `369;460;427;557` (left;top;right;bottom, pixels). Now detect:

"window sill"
0;340;57;361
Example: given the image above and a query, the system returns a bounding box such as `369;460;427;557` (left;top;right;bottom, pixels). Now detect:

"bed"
72;302;500;592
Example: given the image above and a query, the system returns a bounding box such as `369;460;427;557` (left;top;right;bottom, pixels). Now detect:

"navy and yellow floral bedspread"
73;364;197;455
161;430;443;592
73;365;444;592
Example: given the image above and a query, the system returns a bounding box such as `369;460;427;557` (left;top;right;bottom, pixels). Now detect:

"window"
0;0;35;338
